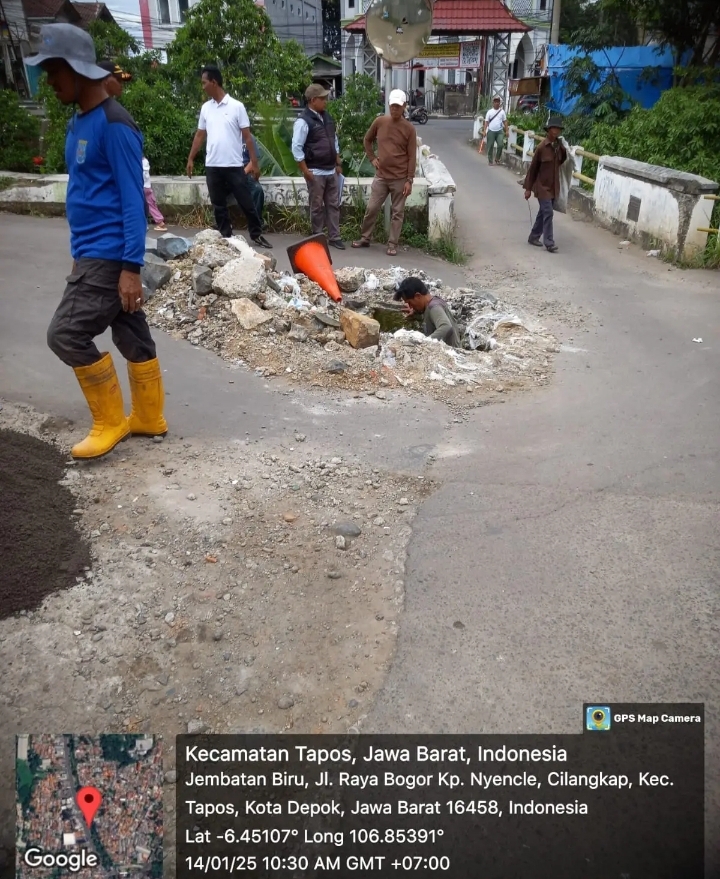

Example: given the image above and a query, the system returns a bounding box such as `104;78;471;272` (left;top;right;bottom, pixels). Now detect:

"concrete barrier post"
522;130;534;164
572;146;584;188
472;116;482;142
428;194;454;241
507;126;518;158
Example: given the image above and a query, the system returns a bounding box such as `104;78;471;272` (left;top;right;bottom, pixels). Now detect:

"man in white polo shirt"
186;65;272;248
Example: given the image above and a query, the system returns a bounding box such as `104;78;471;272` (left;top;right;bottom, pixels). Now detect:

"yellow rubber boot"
127;357;168;437
71;353;130;459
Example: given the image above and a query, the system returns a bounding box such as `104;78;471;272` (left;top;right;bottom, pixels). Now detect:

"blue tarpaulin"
545;45;679;115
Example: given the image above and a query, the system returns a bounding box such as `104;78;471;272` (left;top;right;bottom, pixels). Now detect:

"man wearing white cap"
352;89;416;257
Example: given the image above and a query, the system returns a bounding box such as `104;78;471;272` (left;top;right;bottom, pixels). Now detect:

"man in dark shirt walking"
524;116;567;253
26;23;167;459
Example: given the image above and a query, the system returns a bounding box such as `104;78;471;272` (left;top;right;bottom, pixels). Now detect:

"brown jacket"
523;137;567;200
363;115;417;181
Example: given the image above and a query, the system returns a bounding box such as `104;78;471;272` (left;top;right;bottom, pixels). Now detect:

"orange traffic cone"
287;234;342;303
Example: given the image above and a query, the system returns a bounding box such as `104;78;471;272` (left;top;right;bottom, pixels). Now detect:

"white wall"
594;156;718;257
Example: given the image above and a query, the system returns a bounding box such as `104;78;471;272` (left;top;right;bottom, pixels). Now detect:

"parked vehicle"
407;105;428;124
516;95;539;114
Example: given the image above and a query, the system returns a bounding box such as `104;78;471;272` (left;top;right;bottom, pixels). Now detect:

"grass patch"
662;238;720;270
400;222;469;265
172;205;215;228
0;176;14;192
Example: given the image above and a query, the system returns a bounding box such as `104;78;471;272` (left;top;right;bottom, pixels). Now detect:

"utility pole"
550;0;561;44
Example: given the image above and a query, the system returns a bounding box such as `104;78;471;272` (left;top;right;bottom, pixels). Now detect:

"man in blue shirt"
26;24;167;459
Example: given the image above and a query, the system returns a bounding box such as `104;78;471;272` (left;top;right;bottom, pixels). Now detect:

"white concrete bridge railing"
494;121;719;258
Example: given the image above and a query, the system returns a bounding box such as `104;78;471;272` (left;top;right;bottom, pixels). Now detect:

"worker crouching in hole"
394;277;461;348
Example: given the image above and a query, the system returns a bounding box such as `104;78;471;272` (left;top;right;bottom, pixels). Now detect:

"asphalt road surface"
1;117;718;872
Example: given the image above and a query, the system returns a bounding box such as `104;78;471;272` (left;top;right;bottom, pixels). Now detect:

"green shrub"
585;84;720;183
120;79;199;176
329;74;382;168
0;90;41;172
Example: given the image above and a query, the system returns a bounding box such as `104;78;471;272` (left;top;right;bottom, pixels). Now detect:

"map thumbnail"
16;734;163;878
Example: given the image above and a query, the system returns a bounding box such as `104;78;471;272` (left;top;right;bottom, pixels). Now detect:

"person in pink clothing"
142;156;166;232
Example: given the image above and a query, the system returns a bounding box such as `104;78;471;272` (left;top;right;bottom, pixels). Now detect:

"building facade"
144;0;323;53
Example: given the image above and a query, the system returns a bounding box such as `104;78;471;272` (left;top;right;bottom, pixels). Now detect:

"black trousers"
47;258;156;368
205;166;262;239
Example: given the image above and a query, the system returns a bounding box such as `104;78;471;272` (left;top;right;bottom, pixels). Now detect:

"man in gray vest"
291;83;345;249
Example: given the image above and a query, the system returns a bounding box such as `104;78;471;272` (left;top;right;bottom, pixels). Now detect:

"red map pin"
76;786;102;825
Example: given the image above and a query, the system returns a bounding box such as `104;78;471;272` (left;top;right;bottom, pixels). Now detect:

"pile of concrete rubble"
142;230;559;402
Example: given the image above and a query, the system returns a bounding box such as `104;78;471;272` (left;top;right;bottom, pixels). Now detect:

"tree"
328;73;381;170
167;0;311;111
87;19;139;61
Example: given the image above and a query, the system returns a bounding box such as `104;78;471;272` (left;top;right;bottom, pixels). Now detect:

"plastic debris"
646;249;661;257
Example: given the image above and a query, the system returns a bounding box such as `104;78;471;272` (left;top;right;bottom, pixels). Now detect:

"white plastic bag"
554;137;573;214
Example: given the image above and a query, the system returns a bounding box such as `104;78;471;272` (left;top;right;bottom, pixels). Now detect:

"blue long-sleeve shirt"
65;98;146;271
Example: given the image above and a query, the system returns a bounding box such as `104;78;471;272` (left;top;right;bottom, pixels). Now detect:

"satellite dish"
365;0;433;65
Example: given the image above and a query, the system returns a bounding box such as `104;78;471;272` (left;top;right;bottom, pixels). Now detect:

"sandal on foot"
386;246;398;256
154;224;167;231
351;239;370;248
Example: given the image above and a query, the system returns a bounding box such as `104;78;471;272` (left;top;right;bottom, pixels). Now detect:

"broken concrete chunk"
192;264;213;295
157;233;190;260
193;228;223;246
195;243;236;269
335;266;366;293
288;323;309;342
253;251;276;272
261;291;287;310
230;297;273;330
340;308;380;349
213;257;267;299
145;236;159;256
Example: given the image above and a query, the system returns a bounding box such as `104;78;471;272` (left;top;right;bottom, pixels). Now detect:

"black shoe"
252;235;273;249
329;239;346;250
546;244;559;253
528;236;543;247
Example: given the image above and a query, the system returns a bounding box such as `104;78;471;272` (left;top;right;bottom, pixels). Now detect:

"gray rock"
157;233;190;260
288;323;309;343
193;228;223;246
277;695;295;709
213;630;223;641
145;236;159;256
141;256;172;293
335;535;347;550
327;570;342;580
332;521;362;538
335;266;366;293
187;719;207;734
192;264;213;295
164;770;178;784
196;243;235;269
213;256;267;299
326;359;348;374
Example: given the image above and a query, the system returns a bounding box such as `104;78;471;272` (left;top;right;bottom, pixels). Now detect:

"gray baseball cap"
25;23;109;80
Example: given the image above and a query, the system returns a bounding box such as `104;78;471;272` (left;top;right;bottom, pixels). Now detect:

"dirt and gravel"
0;399;433;863
142;233;564;408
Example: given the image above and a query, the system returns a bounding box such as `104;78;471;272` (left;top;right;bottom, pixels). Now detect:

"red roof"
344;0;530;34
71;1;116;24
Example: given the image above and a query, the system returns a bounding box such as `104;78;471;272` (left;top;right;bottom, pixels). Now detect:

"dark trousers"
47;258;156;368
306;172;341;241
205;166;262;239
246;175;265;226
530;198;555;247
